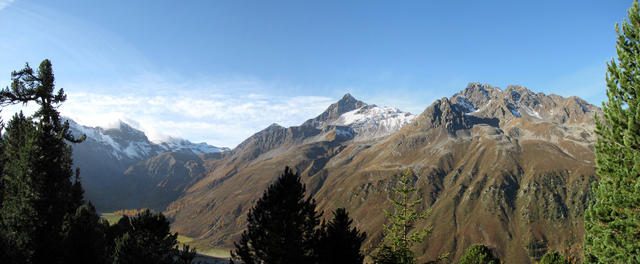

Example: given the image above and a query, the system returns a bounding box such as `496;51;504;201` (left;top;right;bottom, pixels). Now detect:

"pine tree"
458;244;499;264
373;169;445;264
110;209;183;264
232;166;321;264
60;202;110;264
0;59;85;263
318;207;367;264
0;113;39;262
583;1;640;263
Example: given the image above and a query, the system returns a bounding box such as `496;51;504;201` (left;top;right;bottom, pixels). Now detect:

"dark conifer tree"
175;244;198;264
0;113;39;262
70;168;85;210
318;207;367;264
584;1;640;263
232;166;321;264
60;202;110;264
0;59;85;263
110;209;191;264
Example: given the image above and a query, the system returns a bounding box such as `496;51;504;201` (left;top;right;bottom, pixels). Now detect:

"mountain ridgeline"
73;83;599;263
67;119;229;211
156;83;597;263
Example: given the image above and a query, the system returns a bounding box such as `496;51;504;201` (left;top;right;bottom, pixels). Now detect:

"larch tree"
373;169;446;264
584;1;640;263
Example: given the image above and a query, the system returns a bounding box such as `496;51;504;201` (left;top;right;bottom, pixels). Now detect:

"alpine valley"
74;83;600;263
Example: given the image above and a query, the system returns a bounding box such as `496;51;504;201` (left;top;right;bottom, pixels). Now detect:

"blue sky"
0;0;631;148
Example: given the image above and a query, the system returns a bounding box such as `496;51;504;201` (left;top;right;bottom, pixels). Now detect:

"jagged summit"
266;123;283;129
414;97;470;132
233;93;416;159
450;83;600;126
341;93;355;100
304;93;367;128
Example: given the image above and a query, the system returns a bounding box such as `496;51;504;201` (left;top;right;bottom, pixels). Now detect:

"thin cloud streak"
0;0;15;11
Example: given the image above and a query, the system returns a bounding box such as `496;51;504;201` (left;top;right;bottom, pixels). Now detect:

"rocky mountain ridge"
230;93;416;164
166;83;600;263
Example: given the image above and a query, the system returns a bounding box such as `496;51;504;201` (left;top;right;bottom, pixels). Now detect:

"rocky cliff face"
167;84;599;263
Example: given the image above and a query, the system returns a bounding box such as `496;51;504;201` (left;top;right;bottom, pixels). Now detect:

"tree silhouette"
232;166;321;264
318;208;367;264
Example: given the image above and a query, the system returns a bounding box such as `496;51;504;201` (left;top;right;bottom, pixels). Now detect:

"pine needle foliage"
583;1;640;263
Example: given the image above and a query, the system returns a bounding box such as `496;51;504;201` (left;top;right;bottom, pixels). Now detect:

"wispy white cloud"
0;65;337;148
53;87;334;148
0;0;16;11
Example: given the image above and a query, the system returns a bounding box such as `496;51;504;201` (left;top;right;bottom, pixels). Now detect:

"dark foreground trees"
61;203;110;264
0;59;85;263
110;209;196;264
584;1;640;263
232;166;366;264
318;208;367;264
0;60;195;264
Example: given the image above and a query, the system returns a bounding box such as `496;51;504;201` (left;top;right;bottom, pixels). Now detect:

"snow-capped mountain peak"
65;118;228;160
157;136;230;155
330;104;416;140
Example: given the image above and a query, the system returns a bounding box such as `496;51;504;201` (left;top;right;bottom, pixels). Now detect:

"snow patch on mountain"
331;105;416;140
66;118;227;160
522;105;542;119
157;137;229;155
456;97;477;112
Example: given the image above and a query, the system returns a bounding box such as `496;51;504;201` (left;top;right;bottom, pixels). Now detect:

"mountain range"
67;119;229;211
71;83;600;263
